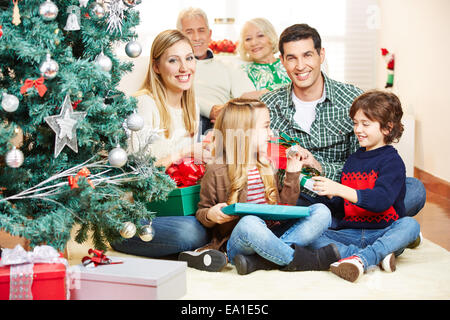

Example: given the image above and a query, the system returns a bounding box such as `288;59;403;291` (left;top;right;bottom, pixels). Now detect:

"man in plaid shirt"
261;24;425;217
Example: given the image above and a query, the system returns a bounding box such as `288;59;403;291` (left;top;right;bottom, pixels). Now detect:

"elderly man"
177;7;254;133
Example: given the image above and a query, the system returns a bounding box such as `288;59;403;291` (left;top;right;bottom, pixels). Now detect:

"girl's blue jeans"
307;216;420;270
226;203;332;265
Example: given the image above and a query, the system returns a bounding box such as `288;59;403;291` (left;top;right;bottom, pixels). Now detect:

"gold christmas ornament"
139;224;155;242
120;221;136;238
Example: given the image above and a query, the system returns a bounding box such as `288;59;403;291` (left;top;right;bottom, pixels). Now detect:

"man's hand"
209;104;225;123
290;145;323;174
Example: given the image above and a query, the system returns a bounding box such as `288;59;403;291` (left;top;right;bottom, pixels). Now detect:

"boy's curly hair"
350;90;404;144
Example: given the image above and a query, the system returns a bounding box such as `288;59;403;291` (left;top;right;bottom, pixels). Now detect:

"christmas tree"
0;0;175;251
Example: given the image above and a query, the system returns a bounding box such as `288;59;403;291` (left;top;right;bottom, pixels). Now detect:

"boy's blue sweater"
332;145;406;229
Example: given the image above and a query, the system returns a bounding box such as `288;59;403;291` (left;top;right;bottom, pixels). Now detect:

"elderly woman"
239;18;291;99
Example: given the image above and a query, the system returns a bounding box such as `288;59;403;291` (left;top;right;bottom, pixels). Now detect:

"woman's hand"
209;104;225;123
206;203;238;224
179;142;212;164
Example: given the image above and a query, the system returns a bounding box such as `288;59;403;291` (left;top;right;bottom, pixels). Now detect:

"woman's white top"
129;94;198;160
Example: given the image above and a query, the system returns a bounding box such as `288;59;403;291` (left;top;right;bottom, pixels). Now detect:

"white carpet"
67;237;450;300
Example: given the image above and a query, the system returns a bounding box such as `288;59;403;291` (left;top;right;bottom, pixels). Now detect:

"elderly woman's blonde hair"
176;7;210;31
238;18;279;62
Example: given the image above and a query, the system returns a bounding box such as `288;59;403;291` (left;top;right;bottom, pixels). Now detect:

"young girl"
179;98;340;274
310;90;421;282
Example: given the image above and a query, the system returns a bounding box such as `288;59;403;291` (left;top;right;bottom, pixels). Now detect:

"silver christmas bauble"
122;0;142;8
108;145;128;167
1;93;19;112
89;1;106;20
139;224;155;242
95;52;112;72
39;0;59;21
5;147;24;168
126;112;144;131
125;41;142;58
120;221;136;239
39;54;59;79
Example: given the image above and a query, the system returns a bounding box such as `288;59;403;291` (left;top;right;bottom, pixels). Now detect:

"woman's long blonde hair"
134;29;197;138
212;98;278;205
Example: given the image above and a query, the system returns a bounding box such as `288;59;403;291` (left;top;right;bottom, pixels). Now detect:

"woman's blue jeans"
110;216;210;257
307;216;420;270
226;203;332;266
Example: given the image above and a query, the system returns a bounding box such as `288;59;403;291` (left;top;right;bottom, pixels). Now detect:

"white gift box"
70;256;187;300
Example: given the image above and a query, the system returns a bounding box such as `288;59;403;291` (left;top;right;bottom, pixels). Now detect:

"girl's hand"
311;176;341;198
286;148;304;173
206;203;238;224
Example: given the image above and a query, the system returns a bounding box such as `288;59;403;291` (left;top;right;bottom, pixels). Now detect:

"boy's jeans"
226;203;332;265
308;216;420;270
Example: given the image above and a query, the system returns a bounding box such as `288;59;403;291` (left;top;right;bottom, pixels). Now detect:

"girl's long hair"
134;29;197;138
212;98;278;205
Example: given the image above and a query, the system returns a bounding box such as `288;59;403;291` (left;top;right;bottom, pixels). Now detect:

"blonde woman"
178;99;338;274
238;18;291;100
130;29;210;168
112;30;211;258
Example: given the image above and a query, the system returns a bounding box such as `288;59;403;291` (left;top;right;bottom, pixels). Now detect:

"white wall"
376;0;450;182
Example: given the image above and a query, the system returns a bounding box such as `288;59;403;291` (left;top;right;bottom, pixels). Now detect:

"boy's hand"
312;176;358;203
206;203;238;224
311;176;341;198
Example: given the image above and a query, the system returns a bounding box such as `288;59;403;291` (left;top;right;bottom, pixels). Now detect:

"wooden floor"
414;189;450;251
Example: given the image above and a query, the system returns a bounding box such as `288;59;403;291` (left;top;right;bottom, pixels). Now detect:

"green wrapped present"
299;167;321;194
147;184;201;216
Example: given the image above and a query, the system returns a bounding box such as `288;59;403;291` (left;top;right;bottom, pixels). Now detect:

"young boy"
310;90;421;282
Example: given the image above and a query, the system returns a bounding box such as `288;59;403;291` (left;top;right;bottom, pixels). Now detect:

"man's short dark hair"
279;24;322;56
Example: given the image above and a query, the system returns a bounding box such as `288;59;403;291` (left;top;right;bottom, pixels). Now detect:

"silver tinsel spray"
106;0;125;34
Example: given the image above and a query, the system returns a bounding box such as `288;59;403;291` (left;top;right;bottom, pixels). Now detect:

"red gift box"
0;262;67;300
267;142;287;170
0;245;68;300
